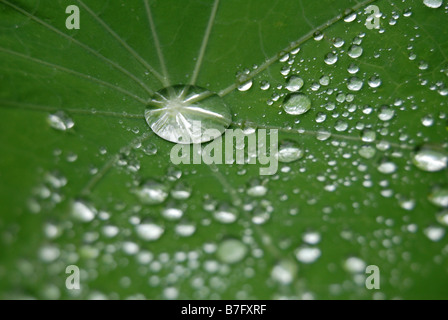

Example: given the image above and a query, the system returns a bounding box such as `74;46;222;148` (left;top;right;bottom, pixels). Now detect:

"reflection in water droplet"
359;145;376;159
136;223;164;241
175;223;196;237
378;160;397;174
260;80;270;91
282;94;311;115
47;111;74;131
344;257;366;273
135;180;169;205
428;188;448;207
247;179;267;197
423;0;443;9
424;226;445;241
216;239;247;264
378;106;395;121
295;246;321;264
145;85;232;144
436;210;448;226
368;76;382;88
347;77;363;91
412;147;447;172
271;260;297;285
285;76;304;92
214;204;237;223
238;80;253;92
72;200;96;222
348;45;363;58
278;140;303;163
324;52;338;65
171;182;192;200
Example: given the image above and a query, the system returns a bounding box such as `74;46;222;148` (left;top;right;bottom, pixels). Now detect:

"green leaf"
0;0;447;299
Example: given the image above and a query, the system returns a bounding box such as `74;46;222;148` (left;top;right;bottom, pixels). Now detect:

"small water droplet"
135;180;169;205
378;160;397;174
344;257;366;273
348;45;363;58
428;187;448;207
295;246;321;264
347;77;363;91
216;239;247;264
278;140;303;163
238;80;253;92
47;111;74;131
136;223;164;241
285;76;304;92
424;226;445;241
71;200;96;222
324;52;338;65
271;260;297;285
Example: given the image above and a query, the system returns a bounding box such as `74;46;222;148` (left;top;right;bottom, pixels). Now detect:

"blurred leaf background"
0;0;447;299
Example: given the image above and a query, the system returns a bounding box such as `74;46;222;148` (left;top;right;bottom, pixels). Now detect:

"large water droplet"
278;140;304;163
216;239;247;264
285;76;304;92
423;0;443;8
145;85;232;144
282;94;311;115
412;147;447;172
47;111;74;131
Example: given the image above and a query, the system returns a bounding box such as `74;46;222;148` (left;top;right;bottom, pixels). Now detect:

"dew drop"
282;94;311;115
145;85;232;144
171;182;192;200
424;226;445;241
423;0;443;8
348;45;363;58
247;179;268;197
436;210;448;226
412;147;447;172
47;111;74;131
324;52;338;65
344;257;366;273
71;200;96;222
238;80;253;92
378;160;397;174
359;145;376;159
214;204;237;224
295;246;321;264
285;76;304;92
136;223;164;241
278;140;303;163
135;180;169;205
347;77;363;91
428;188;448;207
368;76;382;88
175;223;196;237
271;260;297;285
378;106;395;121
216;239;247;264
